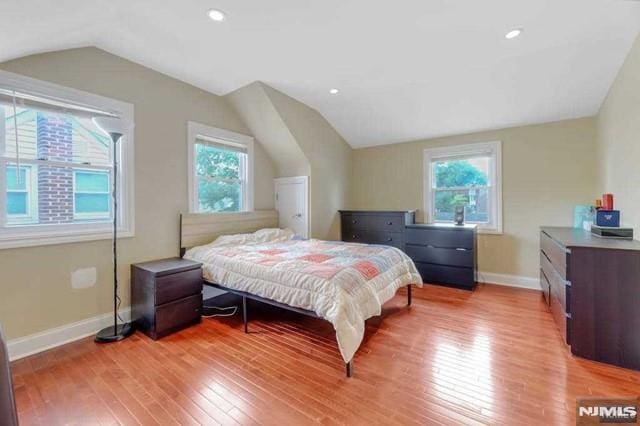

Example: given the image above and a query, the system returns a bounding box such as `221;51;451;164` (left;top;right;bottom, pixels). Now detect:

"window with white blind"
0;70;134;248
423;141;502;233
187;121;254;213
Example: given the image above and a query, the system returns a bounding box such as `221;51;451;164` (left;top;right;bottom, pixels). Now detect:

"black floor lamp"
93;116;135;343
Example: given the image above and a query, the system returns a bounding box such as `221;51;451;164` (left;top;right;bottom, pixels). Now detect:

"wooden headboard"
180;210;279;255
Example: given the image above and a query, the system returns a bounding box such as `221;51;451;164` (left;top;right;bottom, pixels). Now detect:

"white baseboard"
6;271;538;361
478;271;541;291
7;307;131;361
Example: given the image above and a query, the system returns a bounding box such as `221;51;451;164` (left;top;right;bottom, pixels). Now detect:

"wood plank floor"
11;283;640;425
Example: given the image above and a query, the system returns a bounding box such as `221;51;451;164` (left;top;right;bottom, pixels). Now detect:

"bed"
180;210;422;377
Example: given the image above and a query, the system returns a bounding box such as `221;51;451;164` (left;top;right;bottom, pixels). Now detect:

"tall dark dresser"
339;210;477;289
540;227;640;370
339;210;415;250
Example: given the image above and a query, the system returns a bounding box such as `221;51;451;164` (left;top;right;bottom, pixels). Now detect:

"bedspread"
185;238;422;363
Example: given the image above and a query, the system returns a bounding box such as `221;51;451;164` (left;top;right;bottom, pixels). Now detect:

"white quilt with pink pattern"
185;235;422;363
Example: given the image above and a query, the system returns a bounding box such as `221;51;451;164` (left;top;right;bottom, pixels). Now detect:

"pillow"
209;228;294;247
253;228;294;243
209;232;256;247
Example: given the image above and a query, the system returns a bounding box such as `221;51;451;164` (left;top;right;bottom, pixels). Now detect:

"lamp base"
95;323;135;343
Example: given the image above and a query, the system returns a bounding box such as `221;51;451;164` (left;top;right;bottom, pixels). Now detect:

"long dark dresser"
540;226;640;370
339;210;477;289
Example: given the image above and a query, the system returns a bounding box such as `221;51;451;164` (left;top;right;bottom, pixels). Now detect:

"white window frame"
0;70;135;249
423;141;502;234
187;121;254;213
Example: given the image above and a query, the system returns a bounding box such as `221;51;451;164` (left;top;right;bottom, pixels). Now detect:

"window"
188;121;254;213
0;70;134;249
6;165;37;224
73;170;111;220
424;141;502;233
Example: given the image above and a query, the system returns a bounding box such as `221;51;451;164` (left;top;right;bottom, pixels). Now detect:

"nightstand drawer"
155;294;202;338
155;268;202;305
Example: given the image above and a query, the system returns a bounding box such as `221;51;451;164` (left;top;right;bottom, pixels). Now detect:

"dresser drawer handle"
386;238;393;242
387;221;393;226
352;235;358;239
352;220;358;224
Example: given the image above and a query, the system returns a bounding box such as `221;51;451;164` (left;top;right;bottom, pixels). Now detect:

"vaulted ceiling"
2;0;639;147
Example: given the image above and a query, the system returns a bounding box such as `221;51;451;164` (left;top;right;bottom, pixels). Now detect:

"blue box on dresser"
596;210;620;227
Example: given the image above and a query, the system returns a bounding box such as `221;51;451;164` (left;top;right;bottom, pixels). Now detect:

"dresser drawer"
405;228;474;250
550;282;569;344
155;294;202;338
341;214;370;231
371;214;405;233
541;251;568;313
342;230;367;243
540;267;551;306
367;231;404;249
414;262;475;288
540;231;568;279
406;244;473;268
155;268;203;306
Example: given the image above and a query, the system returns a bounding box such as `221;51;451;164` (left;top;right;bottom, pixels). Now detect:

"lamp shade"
92;116;133;141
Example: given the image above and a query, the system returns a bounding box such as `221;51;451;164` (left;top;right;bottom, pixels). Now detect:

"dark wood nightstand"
131;258;203;340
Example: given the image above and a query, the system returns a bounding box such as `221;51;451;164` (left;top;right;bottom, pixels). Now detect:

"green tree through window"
434;159;489;222
196;143;244;212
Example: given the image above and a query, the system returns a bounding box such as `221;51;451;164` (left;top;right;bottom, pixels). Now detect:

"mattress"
184;232;422;363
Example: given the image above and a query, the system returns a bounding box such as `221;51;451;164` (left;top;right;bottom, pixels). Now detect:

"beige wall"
261;86;352;240
228;82;352;240
5;34;637;340
0;47;276;339
226;82;310;178
351;118;598;278
597;34;640;236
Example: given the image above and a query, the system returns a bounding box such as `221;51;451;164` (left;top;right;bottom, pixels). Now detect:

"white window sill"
478;228;503;235
432;221;503;235
0;229;134;250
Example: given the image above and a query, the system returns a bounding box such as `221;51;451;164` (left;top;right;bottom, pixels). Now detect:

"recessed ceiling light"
207;9;226;22
329;88;339;95
505;28;523;40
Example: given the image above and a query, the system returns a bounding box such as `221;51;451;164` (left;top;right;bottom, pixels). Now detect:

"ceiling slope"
1;0;640;147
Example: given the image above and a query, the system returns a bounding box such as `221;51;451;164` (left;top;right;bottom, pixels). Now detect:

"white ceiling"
1;0;639;148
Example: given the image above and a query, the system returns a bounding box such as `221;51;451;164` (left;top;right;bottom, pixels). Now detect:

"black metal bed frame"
203;280;412;378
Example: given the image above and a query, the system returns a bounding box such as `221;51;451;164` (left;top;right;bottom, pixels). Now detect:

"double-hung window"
424;141;502;233
187;121;254;213
73;170;111;220
0;70;134;249
6;165;36;224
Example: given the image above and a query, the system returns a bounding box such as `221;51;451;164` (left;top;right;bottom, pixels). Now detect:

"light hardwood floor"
11;283;640;425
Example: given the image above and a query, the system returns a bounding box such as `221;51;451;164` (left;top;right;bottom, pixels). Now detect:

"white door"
275;176;309;238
